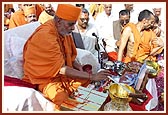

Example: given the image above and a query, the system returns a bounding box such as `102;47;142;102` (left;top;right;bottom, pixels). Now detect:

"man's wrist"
89;74;94;81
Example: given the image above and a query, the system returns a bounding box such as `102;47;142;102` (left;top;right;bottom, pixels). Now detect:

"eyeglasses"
80;18;89;22
27;14;37;18
120;19;130;24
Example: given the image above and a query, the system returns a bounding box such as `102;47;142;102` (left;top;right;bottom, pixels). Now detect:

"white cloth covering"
3;86;56;111
76;48;100;74
4;22;41;79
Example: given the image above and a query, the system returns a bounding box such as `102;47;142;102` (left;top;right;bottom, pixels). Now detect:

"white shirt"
95;11;117;52
95;11;114;39
78;23;99;58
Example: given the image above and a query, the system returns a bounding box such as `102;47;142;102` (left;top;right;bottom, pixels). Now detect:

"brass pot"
108;83;135;104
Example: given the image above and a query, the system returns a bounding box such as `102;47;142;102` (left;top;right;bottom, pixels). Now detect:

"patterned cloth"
154;67;164;111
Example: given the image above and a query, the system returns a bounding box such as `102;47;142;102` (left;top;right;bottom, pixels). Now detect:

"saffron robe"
9;10;28;29
35;4;44;19
22;19;90;108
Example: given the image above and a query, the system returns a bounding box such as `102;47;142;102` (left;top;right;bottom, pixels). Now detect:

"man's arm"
117;27;131;61
59;65;111;81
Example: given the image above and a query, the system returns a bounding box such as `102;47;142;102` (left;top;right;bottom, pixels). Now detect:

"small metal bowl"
82;64;92;74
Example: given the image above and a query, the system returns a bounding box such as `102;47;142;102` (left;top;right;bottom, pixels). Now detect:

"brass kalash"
104;82;135;111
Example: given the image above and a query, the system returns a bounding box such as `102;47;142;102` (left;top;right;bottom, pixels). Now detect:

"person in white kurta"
79;23;98;58
95;4;116;53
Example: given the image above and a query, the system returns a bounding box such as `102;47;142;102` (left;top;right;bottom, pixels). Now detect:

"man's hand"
151;37;164;47
90;69;111;81
100;51;108;59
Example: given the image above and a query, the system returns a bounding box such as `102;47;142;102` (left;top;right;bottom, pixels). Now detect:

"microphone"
92;33;100;51
102;38;106;47
92;33;98;38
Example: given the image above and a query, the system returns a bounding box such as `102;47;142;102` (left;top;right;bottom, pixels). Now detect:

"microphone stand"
102;38;108;56
93;34;102;68
100;38;112;70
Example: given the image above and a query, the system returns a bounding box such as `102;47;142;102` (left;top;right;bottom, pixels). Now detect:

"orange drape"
9;10;28;29
35;4;44;19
